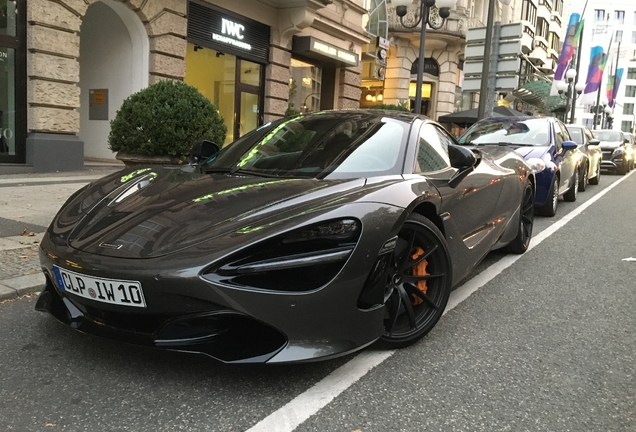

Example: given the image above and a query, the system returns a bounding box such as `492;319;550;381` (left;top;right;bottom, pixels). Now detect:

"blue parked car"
457;116;580;216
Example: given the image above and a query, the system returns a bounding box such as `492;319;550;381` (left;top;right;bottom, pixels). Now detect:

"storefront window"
185;43;236;146
289;59;321;113
0;47;15;155
240;60;261;87
1;0;17;37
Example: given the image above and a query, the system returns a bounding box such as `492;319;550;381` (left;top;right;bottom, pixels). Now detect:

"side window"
414;124;451;173
554;123;565;150
585;129;594;143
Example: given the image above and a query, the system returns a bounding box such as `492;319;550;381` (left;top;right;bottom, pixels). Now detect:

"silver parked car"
592;129;633;175
566;124;602;188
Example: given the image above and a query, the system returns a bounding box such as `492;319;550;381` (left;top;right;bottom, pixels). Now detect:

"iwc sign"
188;1;270;64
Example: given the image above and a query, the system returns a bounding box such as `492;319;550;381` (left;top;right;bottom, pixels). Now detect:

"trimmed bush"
369;102;410;112
108;80;227;158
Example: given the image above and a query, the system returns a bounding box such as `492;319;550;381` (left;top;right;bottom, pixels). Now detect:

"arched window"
363;0;388;39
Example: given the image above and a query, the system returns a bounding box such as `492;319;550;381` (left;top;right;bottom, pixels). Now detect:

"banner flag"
608;68;624;107
550;14;582;96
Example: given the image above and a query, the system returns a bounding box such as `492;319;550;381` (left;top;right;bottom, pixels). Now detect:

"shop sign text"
212;18;252;51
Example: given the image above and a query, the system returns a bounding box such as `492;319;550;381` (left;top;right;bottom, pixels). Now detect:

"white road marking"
247;172;633;432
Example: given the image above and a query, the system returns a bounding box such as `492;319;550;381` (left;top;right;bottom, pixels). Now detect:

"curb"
0;274;44;301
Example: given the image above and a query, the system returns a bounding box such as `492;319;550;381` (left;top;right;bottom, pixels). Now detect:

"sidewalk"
0;163;123;301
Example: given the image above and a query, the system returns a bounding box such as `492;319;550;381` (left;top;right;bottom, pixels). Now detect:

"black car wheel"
578;164;588;192
589;161;600;185
563;169;578;202
379;214;451;349
506;180;534;254
538;175;559;217
618;161;628;175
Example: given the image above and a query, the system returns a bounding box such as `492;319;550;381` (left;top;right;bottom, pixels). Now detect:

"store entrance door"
235;59;263;139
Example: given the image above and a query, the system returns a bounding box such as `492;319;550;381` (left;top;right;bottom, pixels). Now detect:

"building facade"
1;0;369;173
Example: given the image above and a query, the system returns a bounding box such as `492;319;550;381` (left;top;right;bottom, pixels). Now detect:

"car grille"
602;151;613;161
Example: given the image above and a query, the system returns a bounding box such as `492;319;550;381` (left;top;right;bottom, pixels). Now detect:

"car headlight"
612;147;624;156
526;158;546;173
203;219;362;292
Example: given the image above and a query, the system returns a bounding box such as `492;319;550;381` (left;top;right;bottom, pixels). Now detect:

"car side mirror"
189;140;220;166
448;144;477;188
588;139;600;146
562;141;578;151
624;138;630;144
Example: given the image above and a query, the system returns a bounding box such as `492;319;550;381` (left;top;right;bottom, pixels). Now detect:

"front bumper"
600;150;628;171
36;202;398;363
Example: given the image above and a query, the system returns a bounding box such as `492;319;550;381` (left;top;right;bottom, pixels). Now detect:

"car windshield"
592;130;622;142
458;118;550;146
202;112;408;179
566;127;583;145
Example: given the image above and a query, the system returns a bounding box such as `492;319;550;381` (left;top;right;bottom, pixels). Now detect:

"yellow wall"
185;43;236;145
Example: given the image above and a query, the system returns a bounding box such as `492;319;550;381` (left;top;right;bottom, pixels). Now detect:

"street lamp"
556;69;577;123
393;0;456;115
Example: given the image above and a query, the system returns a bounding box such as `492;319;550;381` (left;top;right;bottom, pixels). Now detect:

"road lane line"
247;171;633;432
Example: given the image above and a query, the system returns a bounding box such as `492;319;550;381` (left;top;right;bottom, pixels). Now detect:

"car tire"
379;214;452;349
506;180;535;254
564;170;578;202
538;175;559;217
618;162;628;175
589;162;600;185
578;164;588;192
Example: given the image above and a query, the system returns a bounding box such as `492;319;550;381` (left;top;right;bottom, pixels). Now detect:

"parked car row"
458;116;591;217
32;109;631;364
590;129;635;175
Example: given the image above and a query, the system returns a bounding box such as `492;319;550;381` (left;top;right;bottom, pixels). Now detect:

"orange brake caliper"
411;247;428;305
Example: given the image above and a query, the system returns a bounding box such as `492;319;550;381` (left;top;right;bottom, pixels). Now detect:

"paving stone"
0;246;41;280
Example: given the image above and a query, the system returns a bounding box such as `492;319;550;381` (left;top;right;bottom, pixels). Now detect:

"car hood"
56;167;372;259
511;146;549;159
599;141;623;150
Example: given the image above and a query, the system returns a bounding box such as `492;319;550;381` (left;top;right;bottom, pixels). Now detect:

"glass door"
0;0;25;163
235;59;263;139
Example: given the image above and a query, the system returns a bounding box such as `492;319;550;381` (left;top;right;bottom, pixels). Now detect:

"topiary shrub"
369;101;410;112
108;80;227;159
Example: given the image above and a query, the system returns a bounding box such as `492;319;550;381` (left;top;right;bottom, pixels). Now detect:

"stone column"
432;47;460;120
384;39;417;106
338;63;363;109
264;45;292;124
26;0;86;172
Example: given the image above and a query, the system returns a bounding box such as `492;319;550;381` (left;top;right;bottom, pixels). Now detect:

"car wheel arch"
410;202;446;238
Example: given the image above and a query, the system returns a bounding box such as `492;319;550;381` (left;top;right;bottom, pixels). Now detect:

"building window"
634;11;636;25
289;59;322;114
594;9;605;22
363;0;388;39
522;0;537;25
632;31;636;44
537;18;549;39
626;86;636;98
549;32;561;51
614;10;625;24
628;68;636;79
616;30;623;43
624;103;634;115
554;0;563;15
621;121;633;133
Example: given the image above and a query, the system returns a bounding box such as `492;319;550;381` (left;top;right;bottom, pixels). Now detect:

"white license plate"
52;266;146;308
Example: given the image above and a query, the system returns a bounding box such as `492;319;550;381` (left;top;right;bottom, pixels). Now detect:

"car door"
554;121;577;194
416;124;503;251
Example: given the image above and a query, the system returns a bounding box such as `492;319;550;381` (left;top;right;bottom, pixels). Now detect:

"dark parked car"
36;110;535;364
592;129;633;175
565;124;602;188
458;116;580;217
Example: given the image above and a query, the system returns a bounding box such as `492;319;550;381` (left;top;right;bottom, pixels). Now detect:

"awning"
511;80;566;113
438;106;525;126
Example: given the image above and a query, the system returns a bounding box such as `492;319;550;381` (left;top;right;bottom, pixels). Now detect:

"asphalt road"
1;172;634;432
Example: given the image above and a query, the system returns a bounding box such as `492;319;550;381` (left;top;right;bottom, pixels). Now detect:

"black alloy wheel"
564;169;578;202
538;175;559;217
578;164;588;192
618;160;628;175
379;214;451;349
589;161;600;185
506;180;535;254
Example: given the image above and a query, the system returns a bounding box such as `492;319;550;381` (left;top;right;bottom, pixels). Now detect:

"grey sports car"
36;110;535;363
